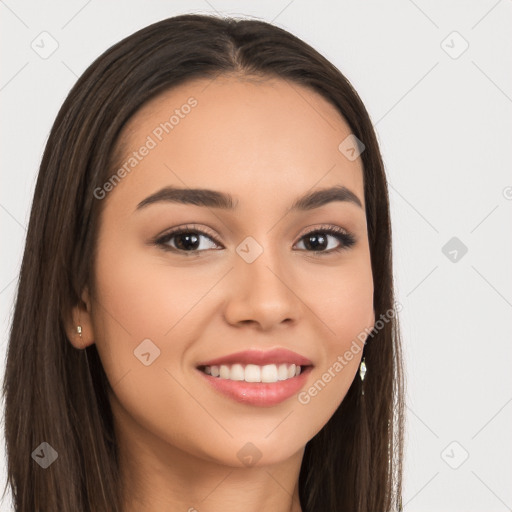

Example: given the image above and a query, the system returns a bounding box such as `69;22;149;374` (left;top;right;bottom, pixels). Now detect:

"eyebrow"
135;184;363;212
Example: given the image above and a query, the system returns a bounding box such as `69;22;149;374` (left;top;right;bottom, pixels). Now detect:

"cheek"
93;237;217;339
305;253;374;348
90;241;216;448
90;237;198;388
292;257;373;432
324;273;374;346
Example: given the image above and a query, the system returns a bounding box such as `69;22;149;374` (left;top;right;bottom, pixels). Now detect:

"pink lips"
196;348;314;407
197;348;313;368
197;366;313;407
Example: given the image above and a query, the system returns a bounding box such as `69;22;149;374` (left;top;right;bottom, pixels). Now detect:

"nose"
223;248;303;332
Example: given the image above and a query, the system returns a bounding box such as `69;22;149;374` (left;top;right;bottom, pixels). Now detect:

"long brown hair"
2;14;404;511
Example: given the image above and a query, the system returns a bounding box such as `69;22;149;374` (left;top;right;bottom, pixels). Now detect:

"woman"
2;13;404;512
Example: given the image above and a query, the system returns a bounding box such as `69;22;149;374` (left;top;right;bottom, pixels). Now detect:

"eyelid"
296;223;351;239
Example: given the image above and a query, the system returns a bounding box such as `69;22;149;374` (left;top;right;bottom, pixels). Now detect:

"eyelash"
153;223;356;256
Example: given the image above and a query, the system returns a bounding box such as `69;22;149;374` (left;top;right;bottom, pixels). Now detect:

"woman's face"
78;75;374;468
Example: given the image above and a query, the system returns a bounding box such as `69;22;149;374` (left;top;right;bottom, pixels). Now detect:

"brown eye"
155;226;222;253
295;226;356;254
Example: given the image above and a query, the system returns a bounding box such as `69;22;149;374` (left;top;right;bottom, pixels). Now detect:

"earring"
76;324;83;348
359;357;367;395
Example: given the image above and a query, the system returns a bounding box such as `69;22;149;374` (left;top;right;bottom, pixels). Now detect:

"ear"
65;287;95;350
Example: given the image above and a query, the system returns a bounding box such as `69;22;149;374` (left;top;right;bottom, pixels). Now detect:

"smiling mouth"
197;363;310;383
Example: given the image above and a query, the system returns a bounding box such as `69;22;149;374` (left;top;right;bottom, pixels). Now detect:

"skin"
67;75;375;512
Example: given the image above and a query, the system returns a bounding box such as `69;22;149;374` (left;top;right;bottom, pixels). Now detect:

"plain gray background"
1;1;511;510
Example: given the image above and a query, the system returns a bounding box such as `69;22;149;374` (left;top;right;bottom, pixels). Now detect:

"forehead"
108;75;365;213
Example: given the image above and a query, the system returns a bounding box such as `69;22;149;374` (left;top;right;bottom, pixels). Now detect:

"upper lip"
197;348;313;367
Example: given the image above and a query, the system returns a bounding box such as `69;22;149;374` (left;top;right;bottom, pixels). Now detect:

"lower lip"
197;366;313;407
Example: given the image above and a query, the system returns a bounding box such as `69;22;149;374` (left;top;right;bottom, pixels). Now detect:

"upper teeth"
202;363;302;383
